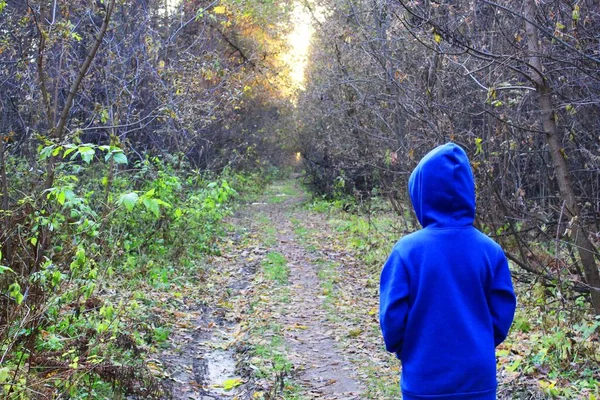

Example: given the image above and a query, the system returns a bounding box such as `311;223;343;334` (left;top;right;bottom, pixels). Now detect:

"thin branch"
53;0;116;141
167;0;220;43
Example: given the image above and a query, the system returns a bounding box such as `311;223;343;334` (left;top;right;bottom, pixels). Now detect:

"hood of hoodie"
408;143;475;228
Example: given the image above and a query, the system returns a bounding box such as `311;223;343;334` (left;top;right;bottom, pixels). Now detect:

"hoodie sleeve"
488;253;517;346
379;249;410;356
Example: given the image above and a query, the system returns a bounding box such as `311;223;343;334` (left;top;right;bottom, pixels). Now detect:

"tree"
296;0;600;313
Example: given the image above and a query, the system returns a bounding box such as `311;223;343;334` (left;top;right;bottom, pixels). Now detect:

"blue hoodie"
379;143;516;399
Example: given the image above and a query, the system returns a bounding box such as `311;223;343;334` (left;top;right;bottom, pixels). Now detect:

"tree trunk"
525;0;600;314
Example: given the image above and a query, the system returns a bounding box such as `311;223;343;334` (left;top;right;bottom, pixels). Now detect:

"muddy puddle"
196;327;240;398
161;314;243;400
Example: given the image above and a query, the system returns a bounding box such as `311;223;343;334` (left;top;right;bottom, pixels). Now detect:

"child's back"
380;143;516;400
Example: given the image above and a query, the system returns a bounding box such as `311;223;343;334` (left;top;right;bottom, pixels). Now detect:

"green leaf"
52;270;62;286
155;199;171;208
57;190;66;205
76;248;86;265
143;198;160;217
63;146;77;158
65;189;76;202
0;265;15;275
97;322;108;333
0;366;10;383
565;104;576;115
506;358;521;372
84;282;96;299
39;145;55;160
474;137;483;155
78;147;95;164
119;192;139;211
112;152;128;164
100;109;109;124
9;282;23;305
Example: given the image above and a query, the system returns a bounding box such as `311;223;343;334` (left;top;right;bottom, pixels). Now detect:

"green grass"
249;331;301;398
289;217;319;253
363;362;402;398
263;225;278;246
247;311;302;399
262;252;289;284
255;213;277;246
263;180;303;204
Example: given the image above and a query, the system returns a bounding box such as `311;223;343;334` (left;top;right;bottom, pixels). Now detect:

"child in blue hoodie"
380;143;516;400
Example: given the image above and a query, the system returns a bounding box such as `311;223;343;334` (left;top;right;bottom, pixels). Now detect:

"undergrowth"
0;145;274;398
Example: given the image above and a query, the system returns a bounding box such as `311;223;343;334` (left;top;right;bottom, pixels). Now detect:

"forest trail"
158;179;384;399
156;178;546;400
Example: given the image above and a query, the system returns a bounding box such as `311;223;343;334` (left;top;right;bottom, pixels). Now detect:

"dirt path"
261;195;364;399
160;181;366;399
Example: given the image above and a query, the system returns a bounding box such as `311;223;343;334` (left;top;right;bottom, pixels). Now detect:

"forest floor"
153;178;554;399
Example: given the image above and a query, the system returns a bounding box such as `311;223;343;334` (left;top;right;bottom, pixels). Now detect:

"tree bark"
524;0;600;314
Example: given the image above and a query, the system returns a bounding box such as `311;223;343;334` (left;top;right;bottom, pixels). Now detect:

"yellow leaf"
538;379;556;389
433;32;442;44
474;137;483;155
213;5;226;14
220;377;243;390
